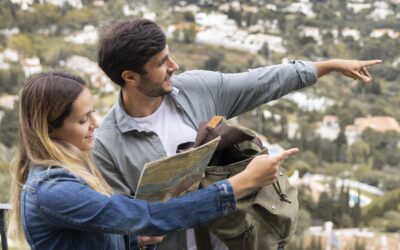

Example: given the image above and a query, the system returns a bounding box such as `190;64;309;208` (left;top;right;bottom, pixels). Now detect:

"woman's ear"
48;124;54;135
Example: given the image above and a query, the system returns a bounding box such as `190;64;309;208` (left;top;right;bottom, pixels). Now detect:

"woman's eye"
79;117;88;124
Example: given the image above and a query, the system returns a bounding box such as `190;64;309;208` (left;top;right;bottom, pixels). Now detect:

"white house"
21;57;42;77
64;55;115;93
342;28;360;40
65;55;98;75
0;95;18;109
367;2;394;21
392;57;400;67
284;2;316;18
195;12;285;54
174;4;200;13
370;29;399;39
65;25;98;45
11;0;82;9
1;49;19;62
301;26;322;44
0;54;9;70
317;115;341;141
346;2;372;13
283;92;334;112
45;0;82;9
0;28;19;36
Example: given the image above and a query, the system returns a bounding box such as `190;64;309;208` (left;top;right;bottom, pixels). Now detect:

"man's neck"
121;88;164;118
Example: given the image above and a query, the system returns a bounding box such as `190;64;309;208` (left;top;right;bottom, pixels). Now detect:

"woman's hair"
8;72;112;239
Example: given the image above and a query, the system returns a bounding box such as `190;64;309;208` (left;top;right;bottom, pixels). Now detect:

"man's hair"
97;19;167;87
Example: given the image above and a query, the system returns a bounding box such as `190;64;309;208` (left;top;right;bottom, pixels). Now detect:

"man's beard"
138;76;172;97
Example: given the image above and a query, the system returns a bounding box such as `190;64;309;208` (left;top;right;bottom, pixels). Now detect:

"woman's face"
51;87;99;151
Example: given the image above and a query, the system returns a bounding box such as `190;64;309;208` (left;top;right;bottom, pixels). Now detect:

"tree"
346;140;370;164
351;190;361;226
0;160;13;202
204;52;224;71
0;1;17;29
8;34;34;57
384;210;400;232
0;65;25;94
308;236;323;250
0;105;19;148
183;11;195;22
296;208;311;235
182;23;197;44
340;214;353;228
354;239;366;250
291;160;312;177
259;42;270;61
317;192;334;221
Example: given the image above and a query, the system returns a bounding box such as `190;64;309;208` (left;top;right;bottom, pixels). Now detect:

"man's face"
137;45;179;97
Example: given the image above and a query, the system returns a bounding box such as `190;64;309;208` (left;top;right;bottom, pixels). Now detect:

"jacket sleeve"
35;173;236;236
174;61;317;119
93;138;134;195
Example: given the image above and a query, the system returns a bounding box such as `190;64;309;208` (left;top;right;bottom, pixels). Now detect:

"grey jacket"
93;61;317;249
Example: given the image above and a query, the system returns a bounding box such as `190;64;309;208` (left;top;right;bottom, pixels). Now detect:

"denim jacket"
21;166;236;250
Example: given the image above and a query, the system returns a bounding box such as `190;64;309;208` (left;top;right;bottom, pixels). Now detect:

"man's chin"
163;82;173;93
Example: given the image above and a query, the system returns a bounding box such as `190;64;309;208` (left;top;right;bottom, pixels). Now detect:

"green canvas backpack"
191;116;299;250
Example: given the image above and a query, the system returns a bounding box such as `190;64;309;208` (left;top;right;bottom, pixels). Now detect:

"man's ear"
121;70;140;86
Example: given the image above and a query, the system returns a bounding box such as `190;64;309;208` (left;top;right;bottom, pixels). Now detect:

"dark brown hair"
97;19;166;87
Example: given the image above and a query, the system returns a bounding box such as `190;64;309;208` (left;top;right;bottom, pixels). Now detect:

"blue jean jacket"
21;166;236;250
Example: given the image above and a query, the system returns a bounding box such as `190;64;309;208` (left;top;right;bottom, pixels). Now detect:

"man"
94;19;380;250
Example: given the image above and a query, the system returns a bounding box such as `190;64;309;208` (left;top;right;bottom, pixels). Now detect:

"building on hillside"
342;28;360;40
392;57;400;68
11;0;82;9
301;26;322;44
284;1;316;18
0;56;9;70
0;28;20;36
122;4;156;19
367;1;394;20
21;57;42;77
0;95;18;110
46;0;82;8
194;12;285;53
65;25;98;45
283;92;334;112
65;55;98;75
317;115;340;141
346;2;372;13
370;28;399;39
345;116;400;145
63;55;115;93
173;4;200;13
0;49;19;62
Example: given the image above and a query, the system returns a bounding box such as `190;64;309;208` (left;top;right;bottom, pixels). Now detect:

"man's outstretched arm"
315;59;382;82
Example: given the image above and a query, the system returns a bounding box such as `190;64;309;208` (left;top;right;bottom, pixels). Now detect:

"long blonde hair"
8;72;112;239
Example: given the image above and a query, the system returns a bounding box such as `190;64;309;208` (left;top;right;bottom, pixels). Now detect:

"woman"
9;72;298;249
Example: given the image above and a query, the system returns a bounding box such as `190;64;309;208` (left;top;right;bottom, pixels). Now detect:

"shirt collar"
114;87;180;133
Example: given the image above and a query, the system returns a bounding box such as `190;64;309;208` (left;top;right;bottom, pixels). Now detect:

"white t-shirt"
133;96;227;250
132;96;196;157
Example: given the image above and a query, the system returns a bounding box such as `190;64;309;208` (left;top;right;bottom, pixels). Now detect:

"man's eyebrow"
158;55;168;64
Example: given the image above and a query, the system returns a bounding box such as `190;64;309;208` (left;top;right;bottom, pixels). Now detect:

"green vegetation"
0;0;399;236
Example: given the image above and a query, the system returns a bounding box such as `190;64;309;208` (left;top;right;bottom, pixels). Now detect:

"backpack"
191;116;299;250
